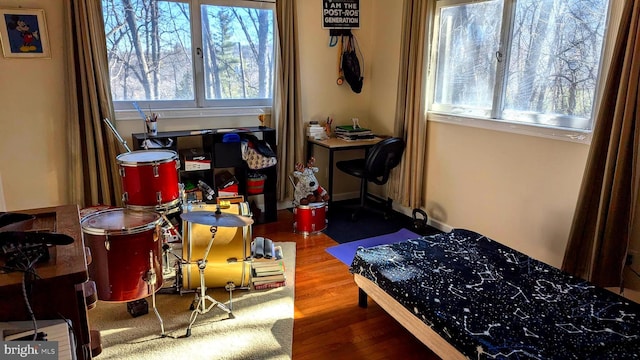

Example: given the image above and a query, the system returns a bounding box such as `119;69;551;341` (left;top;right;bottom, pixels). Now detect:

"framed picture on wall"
0;8;50;58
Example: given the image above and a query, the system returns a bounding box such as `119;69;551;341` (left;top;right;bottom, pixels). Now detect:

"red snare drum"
81;208;163;302
293;202;328;235
117;150;181;211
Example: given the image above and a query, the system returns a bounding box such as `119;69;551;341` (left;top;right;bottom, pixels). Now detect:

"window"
101;0;275;112
429;0;611;132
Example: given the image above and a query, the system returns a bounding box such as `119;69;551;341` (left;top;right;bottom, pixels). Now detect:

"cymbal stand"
184;226;233;338
144;250;165;336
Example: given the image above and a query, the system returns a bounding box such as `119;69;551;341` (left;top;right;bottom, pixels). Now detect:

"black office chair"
336;137;406;221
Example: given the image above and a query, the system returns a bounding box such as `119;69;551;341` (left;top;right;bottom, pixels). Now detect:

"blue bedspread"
349;229;640;359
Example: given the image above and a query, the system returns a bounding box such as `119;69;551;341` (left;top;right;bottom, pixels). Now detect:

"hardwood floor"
252;210;440;360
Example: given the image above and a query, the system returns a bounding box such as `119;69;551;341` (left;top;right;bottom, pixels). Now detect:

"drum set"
81;120;254;338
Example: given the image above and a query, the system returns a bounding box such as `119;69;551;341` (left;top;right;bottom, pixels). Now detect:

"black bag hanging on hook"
341;34;363;93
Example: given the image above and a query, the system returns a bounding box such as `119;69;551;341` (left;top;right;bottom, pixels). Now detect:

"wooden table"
0;205;95;359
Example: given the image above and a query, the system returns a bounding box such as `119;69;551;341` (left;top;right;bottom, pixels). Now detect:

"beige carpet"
89;242;295;360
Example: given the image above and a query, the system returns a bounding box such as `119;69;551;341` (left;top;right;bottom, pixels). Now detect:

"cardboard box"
218;184;239;197
180;149;211;171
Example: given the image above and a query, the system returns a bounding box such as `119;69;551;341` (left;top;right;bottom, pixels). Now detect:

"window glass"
430;0;610;131
200;4;274;102
503;0;609;129
433;1;503;117
103;0;194;103
101;0;275;111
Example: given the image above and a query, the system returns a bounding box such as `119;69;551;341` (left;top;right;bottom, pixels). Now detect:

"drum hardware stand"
158;212;196;295
161;212;183;242
184;226;234;338
144;251;166;337
160;214;182;277
158;244;195;295
103;118;132;153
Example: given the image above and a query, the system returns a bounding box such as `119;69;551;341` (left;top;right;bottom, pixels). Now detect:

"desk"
0;205;95;359
307;137;383;206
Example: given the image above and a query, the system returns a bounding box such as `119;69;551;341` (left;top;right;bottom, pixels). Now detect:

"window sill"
427;112;592;145
114;106;271;121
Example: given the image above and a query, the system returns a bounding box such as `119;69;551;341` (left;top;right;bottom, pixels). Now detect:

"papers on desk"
335;125;374;140
336;133;376;141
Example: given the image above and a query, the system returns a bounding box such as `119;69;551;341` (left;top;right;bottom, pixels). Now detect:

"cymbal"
180;211;254;227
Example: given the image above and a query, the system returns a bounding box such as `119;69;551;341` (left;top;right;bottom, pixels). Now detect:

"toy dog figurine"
292;157;330;205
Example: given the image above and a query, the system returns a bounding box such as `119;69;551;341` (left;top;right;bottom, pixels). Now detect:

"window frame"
108;0;276;118
426;0;614;143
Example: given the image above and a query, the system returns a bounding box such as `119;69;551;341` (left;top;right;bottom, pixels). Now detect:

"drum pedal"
126;299;149;318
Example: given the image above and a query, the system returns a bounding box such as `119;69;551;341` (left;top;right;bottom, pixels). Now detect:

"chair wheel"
189;303;195;310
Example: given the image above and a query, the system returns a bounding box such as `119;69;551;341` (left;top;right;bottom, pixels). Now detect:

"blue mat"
326;228;420;266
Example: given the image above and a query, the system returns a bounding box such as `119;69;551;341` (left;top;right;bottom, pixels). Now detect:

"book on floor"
254;280;286;290
254;268;284;277
252;259;285;272
253;273;286;285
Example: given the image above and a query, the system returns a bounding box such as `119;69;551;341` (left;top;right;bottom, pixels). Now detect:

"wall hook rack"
329;29;352;37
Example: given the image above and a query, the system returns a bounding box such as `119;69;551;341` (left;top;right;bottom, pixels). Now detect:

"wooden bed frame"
354;274;466;360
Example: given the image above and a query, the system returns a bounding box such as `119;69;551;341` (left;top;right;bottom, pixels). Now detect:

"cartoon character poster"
0;8;50;58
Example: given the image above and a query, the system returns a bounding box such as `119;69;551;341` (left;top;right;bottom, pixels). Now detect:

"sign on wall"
322;0;360;29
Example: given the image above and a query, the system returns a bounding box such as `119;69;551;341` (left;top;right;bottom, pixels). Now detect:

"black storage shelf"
132;126;277;224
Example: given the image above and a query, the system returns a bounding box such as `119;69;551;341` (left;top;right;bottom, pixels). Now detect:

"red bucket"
247;174;266;194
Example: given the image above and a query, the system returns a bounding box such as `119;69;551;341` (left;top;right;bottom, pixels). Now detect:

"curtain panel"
562;0;640;289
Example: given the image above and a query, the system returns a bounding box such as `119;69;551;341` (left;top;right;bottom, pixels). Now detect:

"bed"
349;228;640;359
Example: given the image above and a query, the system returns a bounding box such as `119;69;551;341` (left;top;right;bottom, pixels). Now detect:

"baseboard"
326;192;455;233
332;192;361;202
425;217;454;233
392;204;454;233
277;201;292;210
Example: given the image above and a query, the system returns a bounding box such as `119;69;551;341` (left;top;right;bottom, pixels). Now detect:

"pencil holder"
147;121;157;136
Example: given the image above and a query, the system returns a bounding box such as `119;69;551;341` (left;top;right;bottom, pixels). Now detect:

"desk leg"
307;142;335;207
328;149;334;208
307;142;313;163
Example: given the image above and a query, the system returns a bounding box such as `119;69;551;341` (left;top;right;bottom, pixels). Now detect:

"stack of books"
252;257;286;289
335;125;375;140
251;237;286;289
307;121;328;140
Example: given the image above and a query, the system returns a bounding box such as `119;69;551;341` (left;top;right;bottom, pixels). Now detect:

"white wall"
297;0;402;197
295;0;590;268
425;123;589;267
0;0;593;269
0;0;68;211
